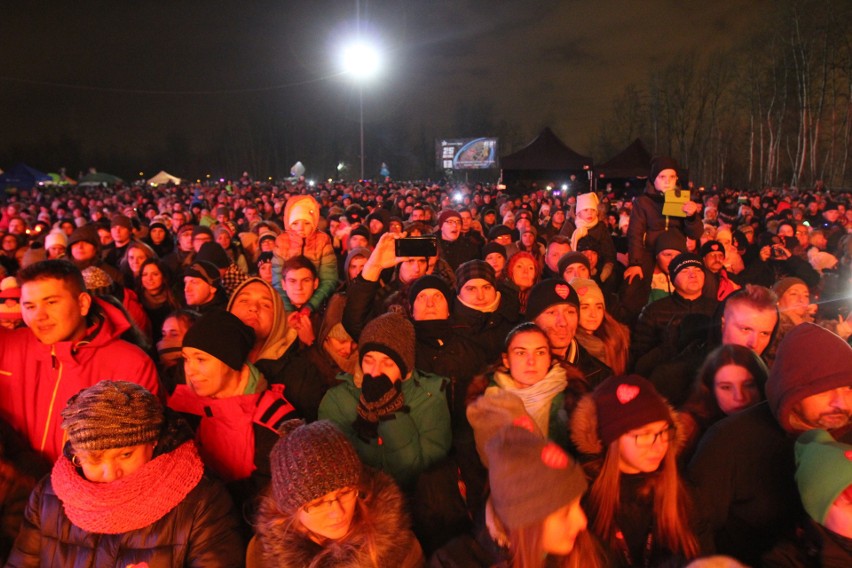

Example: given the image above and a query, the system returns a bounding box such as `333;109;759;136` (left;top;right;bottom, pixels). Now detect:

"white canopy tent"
147;170;181;186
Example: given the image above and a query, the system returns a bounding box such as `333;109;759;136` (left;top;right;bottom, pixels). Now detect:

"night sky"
1;1;769;180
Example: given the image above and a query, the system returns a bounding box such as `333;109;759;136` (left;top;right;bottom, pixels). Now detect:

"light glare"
341;41;381;80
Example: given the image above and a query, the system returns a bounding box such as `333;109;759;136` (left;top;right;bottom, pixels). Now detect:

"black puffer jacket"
5;417;245;568
0;420;46;564
451;285;521;366
630;292;718;366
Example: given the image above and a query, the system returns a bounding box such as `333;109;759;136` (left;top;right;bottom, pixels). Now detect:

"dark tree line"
594;0;852;190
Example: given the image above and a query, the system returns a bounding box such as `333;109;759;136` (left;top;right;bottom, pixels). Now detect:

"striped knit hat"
61;381;164;451
270;420;362;512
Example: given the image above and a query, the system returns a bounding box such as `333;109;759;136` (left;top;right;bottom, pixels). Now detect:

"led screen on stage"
436;137;499;170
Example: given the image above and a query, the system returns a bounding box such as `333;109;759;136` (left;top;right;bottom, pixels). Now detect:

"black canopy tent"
500;128;593;195
596;139;690;195
594;138;652;195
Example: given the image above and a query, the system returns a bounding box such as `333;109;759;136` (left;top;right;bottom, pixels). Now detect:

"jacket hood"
58;297;132;363
227;277;297;362
283;195;321;230
252;467;421;568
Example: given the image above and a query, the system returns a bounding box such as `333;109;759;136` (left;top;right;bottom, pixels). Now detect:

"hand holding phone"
395;236;437;258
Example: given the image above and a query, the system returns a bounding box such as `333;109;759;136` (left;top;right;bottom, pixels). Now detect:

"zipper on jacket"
40;345;63;453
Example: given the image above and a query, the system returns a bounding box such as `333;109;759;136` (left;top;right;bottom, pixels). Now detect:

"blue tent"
0;163;52;189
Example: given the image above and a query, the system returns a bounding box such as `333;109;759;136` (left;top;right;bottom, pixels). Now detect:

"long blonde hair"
586;439;699;561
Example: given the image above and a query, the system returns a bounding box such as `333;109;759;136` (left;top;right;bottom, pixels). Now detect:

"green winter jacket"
318;369;452;488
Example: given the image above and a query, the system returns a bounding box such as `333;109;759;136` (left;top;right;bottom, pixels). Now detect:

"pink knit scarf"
51;441;204;534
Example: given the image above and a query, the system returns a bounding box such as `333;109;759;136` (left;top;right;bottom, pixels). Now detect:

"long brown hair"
682;344;768;423
586;439;699;561
591;313;631;376
507;518;605;568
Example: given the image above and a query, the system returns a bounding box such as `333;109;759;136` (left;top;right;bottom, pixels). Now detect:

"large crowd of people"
1;156;852;567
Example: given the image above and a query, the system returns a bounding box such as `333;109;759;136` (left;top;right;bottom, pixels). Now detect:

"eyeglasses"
630;426;674;447
302;487;358;514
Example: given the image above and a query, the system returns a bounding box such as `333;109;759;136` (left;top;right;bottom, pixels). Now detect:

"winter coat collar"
252;468;422;568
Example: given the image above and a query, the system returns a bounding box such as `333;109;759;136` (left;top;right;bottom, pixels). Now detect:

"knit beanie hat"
258;233;276;246
182;310;255;371
270;419;362;512
61;380;164;451
486;421;588;531
668;252;703;280
525;278;580;322
256;251;274;267
699;240;726;258
455;260;496;292
45;230;68;249
575;237;599;253
654;231;687;255
0;276;21;322
487;225;513;241
482;241;507;260
437;209;462;227
795;429;852;524
650;156;680;184
80;266;116;296
408;275;454;309
147;221;168;235
557;251;591;276
349;225;370;241
288;200;316;226
767;323;852;433
68;224;100;249
569;277;605;307
771;277;808;300
177;223;195;237
213;224;233;239
593;375;672;446
576;192;599;212
359;312;415;379
808;250;839;274
184;260;221;287
191;225;214;240
195;242;230;269
111;214;133;230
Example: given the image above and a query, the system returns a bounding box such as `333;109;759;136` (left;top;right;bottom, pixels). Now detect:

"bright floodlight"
341;40;381;80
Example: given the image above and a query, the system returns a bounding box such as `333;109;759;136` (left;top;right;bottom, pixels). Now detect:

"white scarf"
458;290;502;313
489;364;567;437
570;216;599;251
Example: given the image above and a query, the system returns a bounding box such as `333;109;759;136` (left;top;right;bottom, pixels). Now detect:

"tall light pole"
341;40;381;181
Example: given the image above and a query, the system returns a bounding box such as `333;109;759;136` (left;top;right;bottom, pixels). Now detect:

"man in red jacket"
0;260;159;461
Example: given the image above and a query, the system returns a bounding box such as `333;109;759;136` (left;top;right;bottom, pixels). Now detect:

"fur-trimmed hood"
251;467;423;568
570;394;687;457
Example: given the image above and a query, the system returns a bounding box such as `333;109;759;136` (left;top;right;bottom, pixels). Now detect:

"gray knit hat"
486;420;588;530
359;312;416;379
270;420;362;512
61;380;164;451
